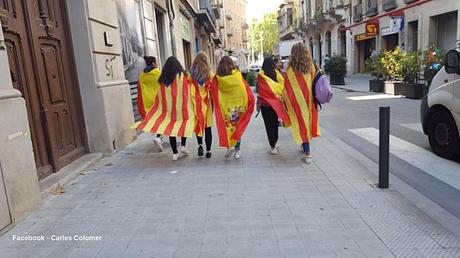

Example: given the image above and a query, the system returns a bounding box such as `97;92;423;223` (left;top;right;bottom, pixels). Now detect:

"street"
1;83;460;257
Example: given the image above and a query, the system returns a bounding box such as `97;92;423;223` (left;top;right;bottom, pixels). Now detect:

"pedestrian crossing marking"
349;127;460;190
400;123;424;134
346;95;403;101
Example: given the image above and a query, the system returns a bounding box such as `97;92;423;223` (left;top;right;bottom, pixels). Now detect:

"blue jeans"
302;142;310;154
235;141;241;150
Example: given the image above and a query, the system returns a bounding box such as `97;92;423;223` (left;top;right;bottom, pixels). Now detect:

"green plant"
324;55;347;76
402;51;422;83
364;54;384;79
381;47;406;81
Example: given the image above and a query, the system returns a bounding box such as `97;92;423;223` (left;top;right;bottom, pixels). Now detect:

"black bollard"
379;107;390;189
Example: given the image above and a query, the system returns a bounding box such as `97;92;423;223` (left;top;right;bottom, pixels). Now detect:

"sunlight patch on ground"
346;94;404;101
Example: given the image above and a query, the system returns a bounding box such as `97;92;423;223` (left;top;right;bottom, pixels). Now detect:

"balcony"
225;14;232;21
383;0;397;11
403;0;418;3
242;20;249;30
353;4;363;22
279;25;295;41
226;28;234;37
242;35;249;43
212;0;222;19
197;0;216;33
366;0;378;16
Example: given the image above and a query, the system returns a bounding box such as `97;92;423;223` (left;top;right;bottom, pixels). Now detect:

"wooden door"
1;0;86;179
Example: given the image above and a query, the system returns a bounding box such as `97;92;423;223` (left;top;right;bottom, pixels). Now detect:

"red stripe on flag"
284;74;309;143
137;89;160;131
150;84;168;133
257;75;291;125
295;72;310;106
210;77;229;147
137;82;146;119
178;78;190;136
231;79;255;141
193;80;205;135
163;80;178;135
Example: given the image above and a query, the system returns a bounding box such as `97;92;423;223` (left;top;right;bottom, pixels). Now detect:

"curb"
331;85;370;94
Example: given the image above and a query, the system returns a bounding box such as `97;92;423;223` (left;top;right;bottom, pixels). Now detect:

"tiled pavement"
0;114;460;258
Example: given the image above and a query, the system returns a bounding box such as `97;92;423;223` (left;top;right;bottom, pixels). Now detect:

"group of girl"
135;42;320;164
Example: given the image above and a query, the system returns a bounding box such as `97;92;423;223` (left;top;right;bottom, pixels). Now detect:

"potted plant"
364;52;385;92
381;47;405;95
324;55;347;85
403;51;425;99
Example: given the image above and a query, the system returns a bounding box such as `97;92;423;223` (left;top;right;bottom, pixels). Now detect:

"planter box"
369;79;385;92
384;81;405;95
330;74;345;85
404;83;425;99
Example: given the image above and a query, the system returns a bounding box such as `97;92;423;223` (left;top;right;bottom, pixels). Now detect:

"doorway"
0;164;11;231
2;0;87;179
383;33;399;50
155;6;167;66
183;40;192;70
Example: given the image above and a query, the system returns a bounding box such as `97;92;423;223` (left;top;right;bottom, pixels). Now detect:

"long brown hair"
288;43;313;74
158;56;186;86
216;56;236;76
190;52;211;82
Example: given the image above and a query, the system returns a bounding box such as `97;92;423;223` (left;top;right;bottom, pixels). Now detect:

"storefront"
353;21;378;73
381;17;403;50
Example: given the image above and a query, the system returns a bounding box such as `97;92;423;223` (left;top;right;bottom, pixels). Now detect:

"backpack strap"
311;64;322;111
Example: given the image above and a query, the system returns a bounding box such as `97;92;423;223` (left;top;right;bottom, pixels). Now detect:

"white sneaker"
234;150;241;159
180;146;189;156
302;154;312;164
225;148;235;158
154;137;164;152
268;147;279;155
172;153;180;161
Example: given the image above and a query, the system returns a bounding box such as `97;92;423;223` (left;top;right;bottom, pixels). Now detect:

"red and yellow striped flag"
190;74;214;137
257;70;291;126
136;74;196;137
283;67;320;144
137;68;161;118
211;70;255;148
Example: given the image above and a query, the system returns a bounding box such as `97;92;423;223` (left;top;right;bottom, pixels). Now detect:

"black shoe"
198;145;204;157
206;151;212;159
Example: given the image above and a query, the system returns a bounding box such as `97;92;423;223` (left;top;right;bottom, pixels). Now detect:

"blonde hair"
288;43;313;74
190;52;211;82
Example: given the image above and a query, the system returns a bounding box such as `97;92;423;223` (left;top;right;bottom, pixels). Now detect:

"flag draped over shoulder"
190;74;214;137
211;70;255;148
137;68;161;118
283;67;320;144
257;70;290;126
136;74;196;137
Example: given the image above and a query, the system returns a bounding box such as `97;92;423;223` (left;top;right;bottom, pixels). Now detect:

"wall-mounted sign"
381;17;403;36
365;21;379;37
180;13;191;41
355;33;375;42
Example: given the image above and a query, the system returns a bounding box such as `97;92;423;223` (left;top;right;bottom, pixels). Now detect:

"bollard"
379;107;390;189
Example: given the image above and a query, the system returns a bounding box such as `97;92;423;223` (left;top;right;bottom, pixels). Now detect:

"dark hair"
143;56;156;66
273;56;281;63
262;57;277;82
158;56;185;86
216;56;236;76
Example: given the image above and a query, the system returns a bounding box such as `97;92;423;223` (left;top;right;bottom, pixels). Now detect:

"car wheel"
427;110;460;159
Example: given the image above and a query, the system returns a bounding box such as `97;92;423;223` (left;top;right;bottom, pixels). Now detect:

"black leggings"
261;106;279;148
170;137;187;154
196;127;212;151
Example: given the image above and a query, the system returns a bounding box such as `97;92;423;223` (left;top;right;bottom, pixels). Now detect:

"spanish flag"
136;74;196;137
257;70;290;126
211;70;255;148
137;68;161;118
283;67;320;144
190;74;214;137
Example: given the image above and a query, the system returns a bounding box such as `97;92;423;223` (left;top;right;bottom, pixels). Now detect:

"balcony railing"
199;0;213;18
383;0;397;11
226;28;234;37
366;0;378;16
353;4;363;22
225;14;232;21
242;20;249;29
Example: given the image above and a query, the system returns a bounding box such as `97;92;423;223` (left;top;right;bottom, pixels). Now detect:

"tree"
249;12;279;56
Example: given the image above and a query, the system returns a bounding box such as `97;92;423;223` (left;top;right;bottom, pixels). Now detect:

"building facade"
0;0;225;232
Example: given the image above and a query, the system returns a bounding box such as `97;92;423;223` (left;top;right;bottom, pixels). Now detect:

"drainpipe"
167;0;177;56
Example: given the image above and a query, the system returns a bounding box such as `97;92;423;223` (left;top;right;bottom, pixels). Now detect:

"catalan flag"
283;67;320;144
211;70;255;148
257;70;290;126
190;74;214;137
137;68;161;118
136;74;196;137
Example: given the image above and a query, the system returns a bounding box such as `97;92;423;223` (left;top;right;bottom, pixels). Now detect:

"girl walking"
190;52;214;158
283;43;320;164
211;56;255;159
257;57;290;155
136;56;195;161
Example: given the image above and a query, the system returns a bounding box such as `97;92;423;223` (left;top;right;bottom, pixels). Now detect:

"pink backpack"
312;70;333;109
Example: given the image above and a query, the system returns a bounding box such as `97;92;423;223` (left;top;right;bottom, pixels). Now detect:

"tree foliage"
249;12;279;55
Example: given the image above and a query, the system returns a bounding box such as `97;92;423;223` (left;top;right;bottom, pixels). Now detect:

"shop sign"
381;17;403;36
365;21;379;37
180;13;191;41
355;33;375;42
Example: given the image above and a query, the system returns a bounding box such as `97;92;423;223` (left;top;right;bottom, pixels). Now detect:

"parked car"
420;49;460;159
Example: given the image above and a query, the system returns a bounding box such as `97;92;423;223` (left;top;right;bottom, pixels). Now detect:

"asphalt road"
321;89;460;220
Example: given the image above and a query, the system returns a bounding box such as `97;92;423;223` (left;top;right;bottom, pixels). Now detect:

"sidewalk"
331;74;372;93
0;115;459;257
